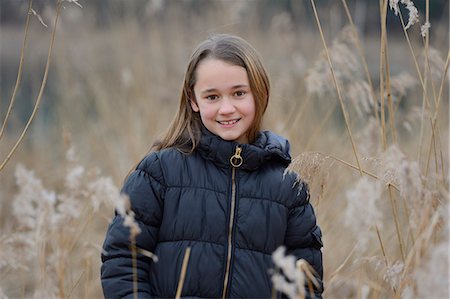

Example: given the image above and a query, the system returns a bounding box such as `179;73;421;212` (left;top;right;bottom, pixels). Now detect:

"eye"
233;90;246;97
206;95;219;101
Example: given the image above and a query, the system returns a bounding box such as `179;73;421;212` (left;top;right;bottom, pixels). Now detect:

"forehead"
194;58;249;89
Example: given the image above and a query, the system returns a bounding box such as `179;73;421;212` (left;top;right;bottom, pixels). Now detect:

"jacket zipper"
222;146;242;299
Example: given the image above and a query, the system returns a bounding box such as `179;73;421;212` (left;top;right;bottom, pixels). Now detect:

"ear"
190;99;199;112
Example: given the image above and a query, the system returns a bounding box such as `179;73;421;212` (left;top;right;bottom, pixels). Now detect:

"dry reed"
0;1;448;298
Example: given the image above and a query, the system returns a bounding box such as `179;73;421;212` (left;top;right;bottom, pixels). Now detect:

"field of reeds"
0;0;448;298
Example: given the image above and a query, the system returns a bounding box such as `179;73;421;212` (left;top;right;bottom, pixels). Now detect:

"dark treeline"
1;0;448;32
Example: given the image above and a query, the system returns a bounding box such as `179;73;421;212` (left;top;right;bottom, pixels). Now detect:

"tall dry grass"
0;0;448;298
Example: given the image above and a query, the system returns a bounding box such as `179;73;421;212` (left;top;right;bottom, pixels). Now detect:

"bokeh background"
0;0;448;298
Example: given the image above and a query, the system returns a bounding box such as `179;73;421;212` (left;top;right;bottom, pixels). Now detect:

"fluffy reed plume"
355;117;381;157
389;0;420;29
12;164;57;230
286;152;330;186
420;47;446;82
420;22;431;38
384;260;405;290
271;246;319;299
61;0;83;8
346;81;374;118
286;152;332;203
344;177;383;251
379;145;422;199
388;72;418;106
0;233;36;271
305;26;375;119
30;8;48;27
402;106;422;133
305;26;360;97
0;146;127;298
405;235;449;298
114;195;141;239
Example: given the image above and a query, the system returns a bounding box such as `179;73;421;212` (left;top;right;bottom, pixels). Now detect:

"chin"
219;134;239;141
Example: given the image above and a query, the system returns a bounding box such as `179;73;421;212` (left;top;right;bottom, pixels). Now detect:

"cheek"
198;105;217;120
245;97;257;118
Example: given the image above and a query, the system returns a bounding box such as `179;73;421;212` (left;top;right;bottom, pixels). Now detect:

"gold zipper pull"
230;146;243;168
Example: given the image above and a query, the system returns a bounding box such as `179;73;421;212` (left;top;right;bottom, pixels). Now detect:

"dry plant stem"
341;0;379;129
375;225;399;297
284;95;310;134
379;0;388;150
383;42;398;144
434;51;450;121
432;122;439;176
399;209;440;293
425;51;450;179
416;0;432;164
425;118;438;176
304;101;338;151
388;185;406;262
341;0;379;126
417;56;429;163
357;267;362;299
398;13;432;106
131;242;138;299
310;0;363;176
271;280;276;299
396;12;438;166
37;212;49;292
175;247;191;299
0;0;33;141
328;239;359;280
423;53;438;110
423;0;439;108
67;203;95;253
375;225;388;267
437;125;446;185
57;239;66;298
323;153;401;191
84;257;93;299
66;269;86;299
0;0;62;172
401;195;416;248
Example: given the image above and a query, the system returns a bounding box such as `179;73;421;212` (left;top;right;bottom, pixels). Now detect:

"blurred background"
0;0;448;298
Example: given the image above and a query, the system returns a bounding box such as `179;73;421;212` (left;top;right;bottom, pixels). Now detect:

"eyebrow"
200;85;249;95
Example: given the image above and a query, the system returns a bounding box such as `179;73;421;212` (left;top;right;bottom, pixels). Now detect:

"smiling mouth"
217;119;240;125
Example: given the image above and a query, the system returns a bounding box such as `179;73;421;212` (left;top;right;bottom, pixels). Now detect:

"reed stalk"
0;0;33;141
340;0;380;127
131;241;138;299
379;0;388;149
322;153;400;192
388;185;406;262
383;41;398;145
175;247;191;299
304;101;338;151
310;0;363;176
417;0;430;164
425;51;450;179
0;0;62;172
375;225;398;297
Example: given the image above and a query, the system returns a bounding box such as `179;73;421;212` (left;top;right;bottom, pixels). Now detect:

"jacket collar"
197;127;291;171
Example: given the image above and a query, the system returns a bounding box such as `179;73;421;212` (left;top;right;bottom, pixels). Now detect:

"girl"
101;34;323;299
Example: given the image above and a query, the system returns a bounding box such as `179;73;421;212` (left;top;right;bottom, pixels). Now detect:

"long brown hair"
153;34;270;153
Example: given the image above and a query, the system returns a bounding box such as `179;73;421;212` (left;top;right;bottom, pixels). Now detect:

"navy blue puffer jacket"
101;130;323;298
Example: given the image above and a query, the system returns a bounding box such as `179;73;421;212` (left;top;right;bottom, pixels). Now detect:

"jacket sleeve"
101;153;165;299
284;181;323;299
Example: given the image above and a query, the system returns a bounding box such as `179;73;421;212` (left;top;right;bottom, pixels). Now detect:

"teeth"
219;119;238;125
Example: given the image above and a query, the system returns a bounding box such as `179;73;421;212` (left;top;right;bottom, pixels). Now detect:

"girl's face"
191;58;256;144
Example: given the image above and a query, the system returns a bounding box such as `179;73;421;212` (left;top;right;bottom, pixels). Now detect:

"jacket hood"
197;127;292;171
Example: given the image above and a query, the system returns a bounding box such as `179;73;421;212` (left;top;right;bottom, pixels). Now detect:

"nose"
218;97;236;114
